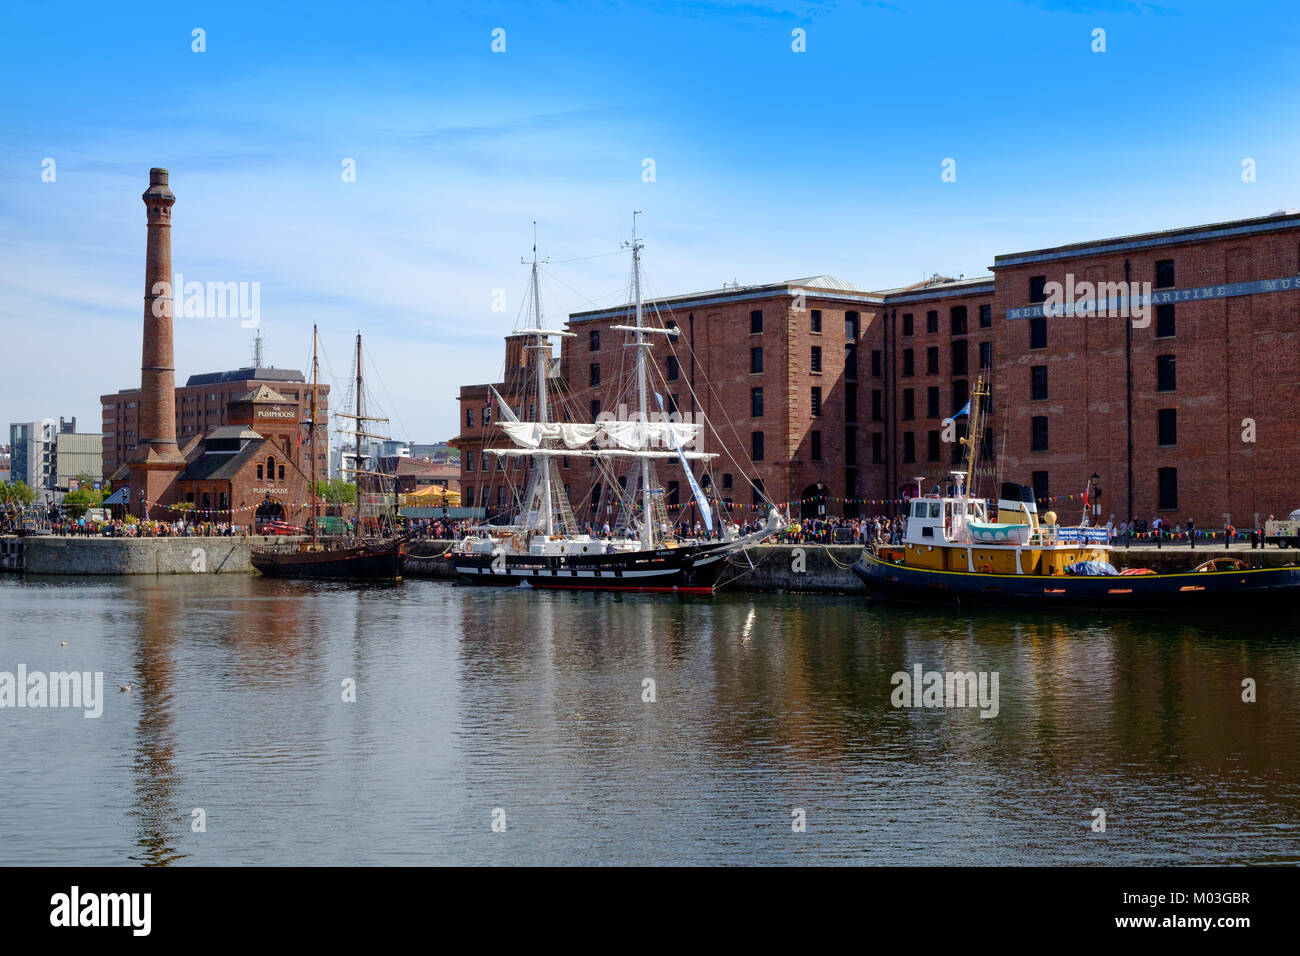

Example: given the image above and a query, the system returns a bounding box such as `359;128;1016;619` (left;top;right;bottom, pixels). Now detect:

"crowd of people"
7;506;1268;548
44;515;246;537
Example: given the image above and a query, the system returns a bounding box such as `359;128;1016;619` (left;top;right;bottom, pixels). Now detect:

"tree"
62;486;104;517
0;481;37;508
313;478;357;505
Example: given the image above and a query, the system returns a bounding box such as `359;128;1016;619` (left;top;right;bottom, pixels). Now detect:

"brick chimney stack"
127;168;186;518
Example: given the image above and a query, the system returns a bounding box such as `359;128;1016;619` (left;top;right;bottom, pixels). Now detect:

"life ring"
979;562;993;573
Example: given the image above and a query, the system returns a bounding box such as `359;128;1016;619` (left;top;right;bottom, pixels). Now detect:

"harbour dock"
3;535;1296;593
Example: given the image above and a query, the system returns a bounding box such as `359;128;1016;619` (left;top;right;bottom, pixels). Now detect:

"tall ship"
453;218;784;592
252;330;405;581
853;378;1300;608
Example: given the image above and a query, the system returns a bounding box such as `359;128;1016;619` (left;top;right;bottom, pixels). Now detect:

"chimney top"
149;168;169;185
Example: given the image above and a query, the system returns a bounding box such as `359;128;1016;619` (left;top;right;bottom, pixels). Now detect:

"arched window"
266;456;276;480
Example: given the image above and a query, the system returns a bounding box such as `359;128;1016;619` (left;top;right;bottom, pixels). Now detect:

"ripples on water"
0;574;1297;865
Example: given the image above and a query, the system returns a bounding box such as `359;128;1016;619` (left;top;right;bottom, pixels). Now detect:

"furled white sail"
599;420;701;451
500;422;602;448
501;419;700;452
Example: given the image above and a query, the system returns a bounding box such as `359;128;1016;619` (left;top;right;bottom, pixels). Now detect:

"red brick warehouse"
453;210;1300;530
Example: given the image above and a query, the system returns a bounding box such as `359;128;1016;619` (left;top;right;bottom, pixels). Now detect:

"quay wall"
3;535;302;575
5;536;1296;583
405;540;1300;593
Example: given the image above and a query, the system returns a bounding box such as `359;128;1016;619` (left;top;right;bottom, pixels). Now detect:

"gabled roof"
203;425;263;442
233;384;292;404
179;435;267;482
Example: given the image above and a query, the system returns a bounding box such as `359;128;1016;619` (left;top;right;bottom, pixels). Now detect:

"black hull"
853;550;1300;610
252;542;404;581
453;540;738;592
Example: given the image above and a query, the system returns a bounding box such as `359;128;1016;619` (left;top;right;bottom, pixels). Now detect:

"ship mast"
310;324;319;547
960;376;989;501
528;224;554;536
626;212;654;549
355;333;363;538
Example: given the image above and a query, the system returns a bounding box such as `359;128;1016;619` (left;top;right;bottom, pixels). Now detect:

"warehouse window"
1158;467;1178;510
1156;304;1176;338
1031;416;1049;451
1157;355;1176;392
1032;365;1048;401
750;310;763;334
950;306;968;336
1032;471;1050;502
1155;259;1175;289
751;387;764;418
952;340;968;376
1158;408;1177;446
1029;316;1047;350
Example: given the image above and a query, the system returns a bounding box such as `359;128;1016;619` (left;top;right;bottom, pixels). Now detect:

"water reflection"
0;575;1296;865
126;581;186;866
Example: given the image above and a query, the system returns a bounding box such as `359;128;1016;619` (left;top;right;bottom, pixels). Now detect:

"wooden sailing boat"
251;329;405;581
453;218;785;591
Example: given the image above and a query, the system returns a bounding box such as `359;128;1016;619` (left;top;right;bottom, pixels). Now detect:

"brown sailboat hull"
251;541;404;581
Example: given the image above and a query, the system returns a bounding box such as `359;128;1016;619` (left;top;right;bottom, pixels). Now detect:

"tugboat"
853;378;1300;609
251;329;405;581
453;218;785;592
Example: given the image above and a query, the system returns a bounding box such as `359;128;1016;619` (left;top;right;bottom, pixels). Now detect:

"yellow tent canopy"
402;485;462;507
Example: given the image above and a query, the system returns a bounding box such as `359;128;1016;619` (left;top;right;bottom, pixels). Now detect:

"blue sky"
2;0;1298;445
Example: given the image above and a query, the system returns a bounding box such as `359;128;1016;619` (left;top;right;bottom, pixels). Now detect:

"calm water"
1;573;1297;866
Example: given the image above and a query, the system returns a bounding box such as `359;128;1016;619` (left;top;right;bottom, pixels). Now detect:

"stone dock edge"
4;536;1296;593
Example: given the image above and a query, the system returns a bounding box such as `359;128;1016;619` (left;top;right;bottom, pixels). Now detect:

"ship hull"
251;541;404;581
852;550;1300;610
452;540;738;592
